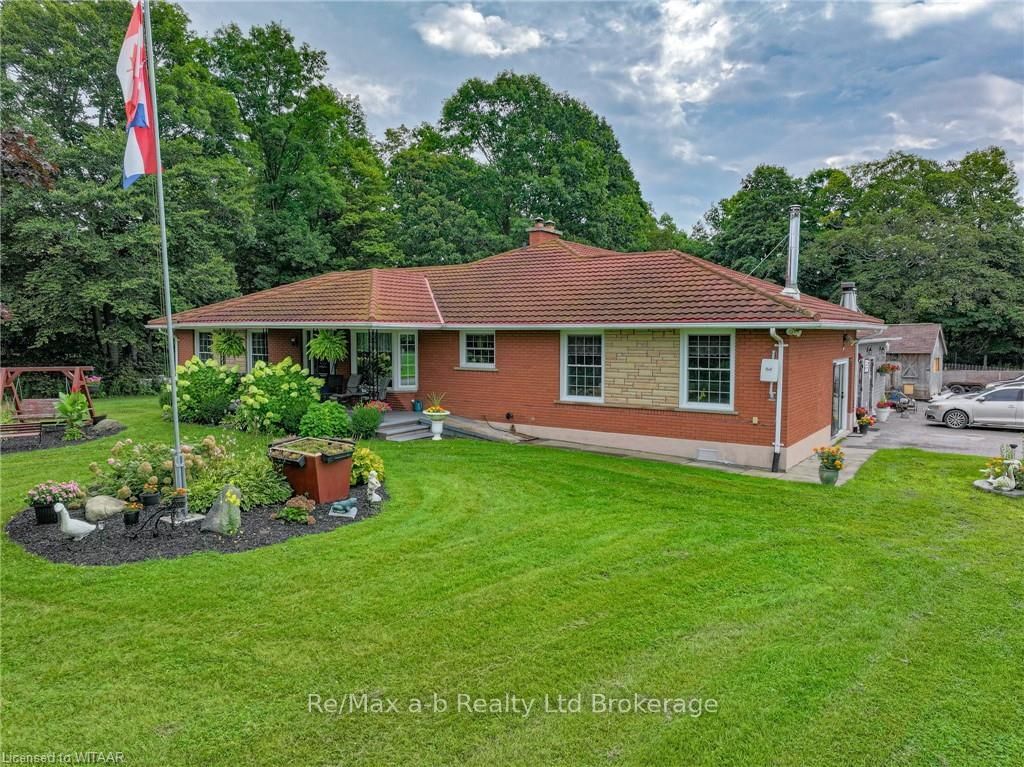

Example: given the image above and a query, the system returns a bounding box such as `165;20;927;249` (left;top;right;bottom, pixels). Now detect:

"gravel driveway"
847;408;1022;457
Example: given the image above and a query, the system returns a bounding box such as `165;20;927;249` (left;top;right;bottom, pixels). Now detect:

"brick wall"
174;330;194;364
781;330;854;445
605;330;680;408
390;329;782;447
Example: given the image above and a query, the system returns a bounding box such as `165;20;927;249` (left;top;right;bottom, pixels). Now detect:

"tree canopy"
1;2;1019;376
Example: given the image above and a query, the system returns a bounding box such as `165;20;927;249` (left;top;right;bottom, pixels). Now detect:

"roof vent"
527;217;562;246
839;281;860;312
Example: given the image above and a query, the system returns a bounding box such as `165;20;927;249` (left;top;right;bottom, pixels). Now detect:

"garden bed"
4;483;387;566
0;419;124;455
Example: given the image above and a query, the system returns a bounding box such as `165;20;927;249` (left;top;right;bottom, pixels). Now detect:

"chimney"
839;281;860;312
781;204;801;299
527;217;562;246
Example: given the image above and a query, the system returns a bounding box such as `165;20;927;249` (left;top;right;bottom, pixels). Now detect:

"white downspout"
769;327;785;473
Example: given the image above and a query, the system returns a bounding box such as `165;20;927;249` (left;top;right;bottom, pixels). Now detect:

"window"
249;330;269;368
681;332;734;410
460;330;496;368
984;388;1022;402
562;332;603;402
399;333;417;388
196;331;213;362
354;330;417;392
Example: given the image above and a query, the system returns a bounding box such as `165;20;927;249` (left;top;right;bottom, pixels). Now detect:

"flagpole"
142;0;185;493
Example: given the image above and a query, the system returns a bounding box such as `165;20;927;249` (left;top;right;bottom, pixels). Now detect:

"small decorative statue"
367;470;382;503
55;503;96;541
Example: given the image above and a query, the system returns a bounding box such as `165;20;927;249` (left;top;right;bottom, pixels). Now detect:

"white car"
985;373;1024;389
925;384;1024;429
930;380;1020;403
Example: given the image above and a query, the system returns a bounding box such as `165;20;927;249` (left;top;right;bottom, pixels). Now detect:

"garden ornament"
55;503;96;541
367;470;382;503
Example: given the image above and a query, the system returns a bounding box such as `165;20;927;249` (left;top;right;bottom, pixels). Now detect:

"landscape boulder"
84;495;126;522
201;485;242;536
90;418;125;438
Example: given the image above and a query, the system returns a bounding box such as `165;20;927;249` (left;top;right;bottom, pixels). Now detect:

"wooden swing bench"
0;367;100;443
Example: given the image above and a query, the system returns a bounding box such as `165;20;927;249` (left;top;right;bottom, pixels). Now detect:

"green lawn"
1;397;1021;766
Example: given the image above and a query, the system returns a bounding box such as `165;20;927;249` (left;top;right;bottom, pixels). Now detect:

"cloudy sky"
181;1;1024;229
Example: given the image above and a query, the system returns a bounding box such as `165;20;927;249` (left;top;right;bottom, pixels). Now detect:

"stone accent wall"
603;329;680;408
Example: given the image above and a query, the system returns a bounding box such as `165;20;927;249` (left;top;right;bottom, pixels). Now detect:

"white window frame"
247;329;270;370
352;330;418;392
679;330;736;412
560;330;604;403
194;330;213;362
459;329;497;369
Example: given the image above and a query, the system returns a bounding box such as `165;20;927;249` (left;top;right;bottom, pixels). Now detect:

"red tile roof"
153;237;883;328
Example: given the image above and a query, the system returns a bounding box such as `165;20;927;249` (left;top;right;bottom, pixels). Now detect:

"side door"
972;387;1023;426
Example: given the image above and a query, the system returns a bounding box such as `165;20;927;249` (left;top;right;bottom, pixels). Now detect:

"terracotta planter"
819;466;840;486
269;437;355;504
33;504;57;525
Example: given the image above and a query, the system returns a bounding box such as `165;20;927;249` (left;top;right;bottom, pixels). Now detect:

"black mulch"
4;484;388;566
0;422;126;455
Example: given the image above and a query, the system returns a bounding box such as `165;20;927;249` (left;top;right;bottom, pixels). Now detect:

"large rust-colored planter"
269;437;355;504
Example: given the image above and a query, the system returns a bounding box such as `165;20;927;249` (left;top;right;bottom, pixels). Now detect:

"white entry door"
832;360;849;436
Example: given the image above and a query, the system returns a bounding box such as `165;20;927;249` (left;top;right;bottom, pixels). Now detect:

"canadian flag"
117;1;157;188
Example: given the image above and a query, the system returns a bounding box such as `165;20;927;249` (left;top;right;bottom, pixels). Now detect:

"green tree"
438;72;654;251
208;23;397;288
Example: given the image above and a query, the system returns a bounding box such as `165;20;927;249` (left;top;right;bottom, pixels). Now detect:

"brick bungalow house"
150;219;883;471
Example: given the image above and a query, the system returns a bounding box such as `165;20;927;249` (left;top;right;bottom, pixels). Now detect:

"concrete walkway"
526;437;875;486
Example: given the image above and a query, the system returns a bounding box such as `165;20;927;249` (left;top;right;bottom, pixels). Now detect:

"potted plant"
875;400;893;423
424;392;450;441
139;477;162;507
84;374;102;394
123;501;143;526
26;481;83;525
56;391;90;441
813;446;845;486
211;329;246;364
269;437;356;504
877;362;900;375
305;330;349;370
171;486;188;511
857;414;876;434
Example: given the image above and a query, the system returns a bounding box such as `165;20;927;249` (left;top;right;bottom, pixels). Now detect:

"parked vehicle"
930;380;1022;403
985;373;1024;390
925;384;1024;429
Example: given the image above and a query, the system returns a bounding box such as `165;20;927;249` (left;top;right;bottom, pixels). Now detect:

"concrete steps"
376;413;431;442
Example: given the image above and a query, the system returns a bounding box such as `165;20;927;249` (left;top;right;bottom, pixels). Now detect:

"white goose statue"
55;503;96;541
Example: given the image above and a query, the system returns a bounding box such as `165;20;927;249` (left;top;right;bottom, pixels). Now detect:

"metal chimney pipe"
781;205;801;299
839;281;860;312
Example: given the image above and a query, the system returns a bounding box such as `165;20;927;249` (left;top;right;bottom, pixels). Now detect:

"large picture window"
354;330;417;393
681;332;734;410
562;332;603;402
460;330;496;368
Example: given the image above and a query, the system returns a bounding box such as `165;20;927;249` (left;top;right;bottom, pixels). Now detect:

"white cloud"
868;0;996;40
672;139;716;164
331;73;400;116
626;0;746;122
415;4;544;58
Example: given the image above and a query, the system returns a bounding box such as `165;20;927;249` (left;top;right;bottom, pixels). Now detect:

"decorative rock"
201;485;242;536
90;418;125;437
85;495;127;522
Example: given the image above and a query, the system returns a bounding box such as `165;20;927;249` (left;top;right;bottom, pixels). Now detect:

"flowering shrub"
350;447;384;485
85;375;102;385
27;481;84;507
813;446;844;471
185;447;291;512
363;400;392;413
168;357;240;424
88;436;230;500
298;401;353;438
235;357;322;434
